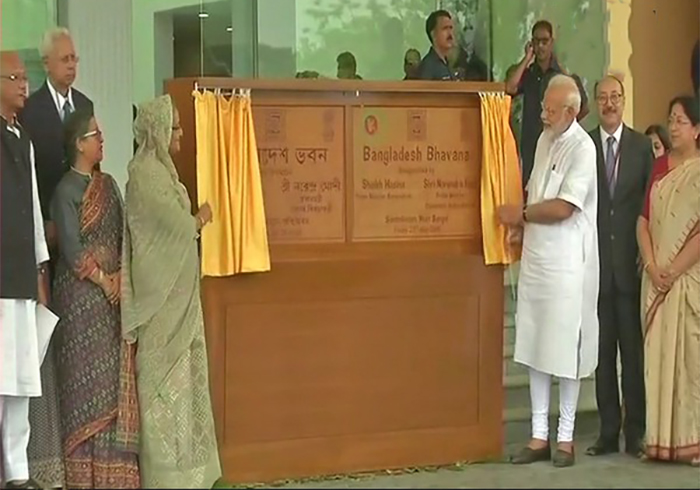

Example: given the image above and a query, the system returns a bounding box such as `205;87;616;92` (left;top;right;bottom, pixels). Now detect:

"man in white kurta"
499;74;599;468
1;51;54;488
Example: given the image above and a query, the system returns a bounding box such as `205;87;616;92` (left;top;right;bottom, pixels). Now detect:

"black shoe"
511;444;552;464
585;438;620;456
625;438;645;458
553;448;576;468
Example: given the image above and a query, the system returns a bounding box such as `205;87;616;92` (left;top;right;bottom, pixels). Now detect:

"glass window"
1;0;57;93
290;0;440;80
132;0;493;98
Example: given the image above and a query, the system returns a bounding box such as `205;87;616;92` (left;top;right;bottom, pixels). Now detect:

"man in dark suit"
17;27;92;489
19;27;93;248
586;75;654;458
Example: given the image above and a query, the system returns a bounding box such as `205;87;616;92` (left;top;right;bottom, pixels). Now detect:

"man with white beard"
498;74;599;468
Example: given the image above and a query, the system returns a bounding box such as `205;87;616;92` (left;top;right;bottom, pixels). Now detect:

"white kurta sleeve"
30;143;50;265
557;144;595;211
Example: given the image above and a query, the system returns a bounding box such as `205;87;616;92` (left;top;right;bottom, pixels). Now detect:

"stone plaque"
352;107;480;240
253;106;345;243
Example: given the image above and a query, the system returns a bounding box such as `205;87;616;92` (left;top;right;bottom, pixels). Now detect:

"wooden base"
167;78;506;483
202;245;503;483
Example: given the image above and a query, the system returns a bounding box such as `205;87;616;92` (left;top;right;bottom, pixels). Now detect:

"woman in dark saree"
50;109;140;488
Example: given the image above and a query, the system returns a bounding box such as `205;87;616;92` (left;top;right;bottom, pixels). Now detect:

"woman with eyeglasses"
637;95;700;466
50;109;140;488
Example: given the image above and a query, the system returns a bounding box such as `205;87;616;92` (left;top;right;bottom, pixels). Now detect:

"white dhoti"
0;127;54;484
529;368;581;443
0;397;31;482
0;300;57;484
515;121;600;442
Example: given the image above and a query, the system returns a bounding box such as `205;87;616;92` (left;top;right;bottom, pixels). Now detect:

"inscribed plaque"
352;107;481;240
253;106;345;243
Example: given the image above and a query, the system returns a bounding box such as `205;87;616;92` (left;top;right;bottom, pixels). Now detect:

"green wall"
0;0;56;93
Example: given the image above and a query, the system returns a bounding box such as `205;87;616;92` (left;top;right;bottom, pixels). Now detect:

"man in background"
19;27;92;489
506;20;589;189
336;52;363;80
417;10;456;80
0;50;52;490
403;48;421;80
586;75;653;459
498;74;599;468
20;27;93;235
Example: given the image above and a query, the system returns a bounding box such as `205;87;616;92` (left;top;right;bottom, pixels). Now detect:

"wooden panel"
202;253;503;482
166;77;505;484
352;107;481;240
224;294;480;443
252;106;346;243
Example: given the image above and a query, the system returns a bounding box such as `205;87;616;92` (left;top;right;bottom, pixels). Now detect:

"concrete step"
504;319;515;346
504;263;520;287
502;344;528;378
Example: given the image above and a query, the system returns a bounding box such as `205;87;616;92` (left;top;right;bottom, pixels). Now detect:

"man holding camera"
506;20;589;190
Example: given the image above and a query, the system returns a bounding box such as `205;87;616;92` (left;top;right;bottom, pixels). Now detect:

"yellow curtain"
193;90;271;276
479;92;523;265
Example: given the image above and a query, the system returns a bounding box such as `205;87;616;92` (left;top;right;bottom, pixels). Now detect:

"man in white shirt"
17;28;92;488
0;51;52;490
498;74;599;468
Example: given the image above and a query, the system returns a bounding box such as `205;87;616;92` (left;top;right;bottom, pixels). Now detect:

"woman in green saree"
121;95;220;487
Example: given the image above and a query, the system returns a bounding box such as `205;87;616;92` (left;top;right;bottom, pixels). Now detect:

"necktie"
62;100;73;121
605;135;617;197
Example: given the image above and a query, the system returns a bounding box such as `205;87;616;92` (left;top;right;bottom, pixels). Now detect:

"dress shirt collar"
1;115;20;137
600;123;623;147
47;78;75;114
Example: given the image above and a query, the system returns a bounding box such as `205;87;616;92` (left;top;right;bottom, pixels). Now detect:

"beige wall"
630;0;700;131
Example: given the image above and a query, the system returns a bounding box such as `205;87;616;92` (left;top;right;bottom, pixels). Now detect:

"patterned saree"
52;171;140;488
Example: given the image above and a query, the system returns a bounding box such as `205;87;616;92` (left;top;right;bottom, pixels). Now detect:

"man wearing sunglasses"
506;20;589;191
0;50;52;490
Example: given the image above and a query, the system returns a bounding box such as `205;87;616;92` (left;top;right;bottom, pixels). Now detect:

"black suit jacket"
590;125;654;295
18;81;93;219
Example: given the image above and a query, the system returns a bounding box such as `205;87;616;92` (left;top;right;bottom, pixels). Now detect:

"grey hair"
40;27;72;58
547;74;582;114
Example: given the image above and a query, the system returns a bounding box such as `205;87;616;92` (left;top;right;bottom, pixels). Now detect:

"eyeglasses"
596;93;623;105
532;36;551;46
80;129;102;140
0;74;28;83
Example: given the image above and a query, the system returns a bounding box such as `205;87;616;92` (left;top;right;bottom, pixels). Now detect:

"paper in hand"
36;303;59;365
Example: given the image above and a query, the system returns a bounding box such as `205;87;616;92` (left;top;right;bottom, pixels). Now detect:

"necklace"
70;166;93;178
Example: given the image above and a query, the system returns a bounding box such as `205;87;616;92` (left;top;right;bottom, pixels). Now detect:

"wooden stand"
166;78;505;483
